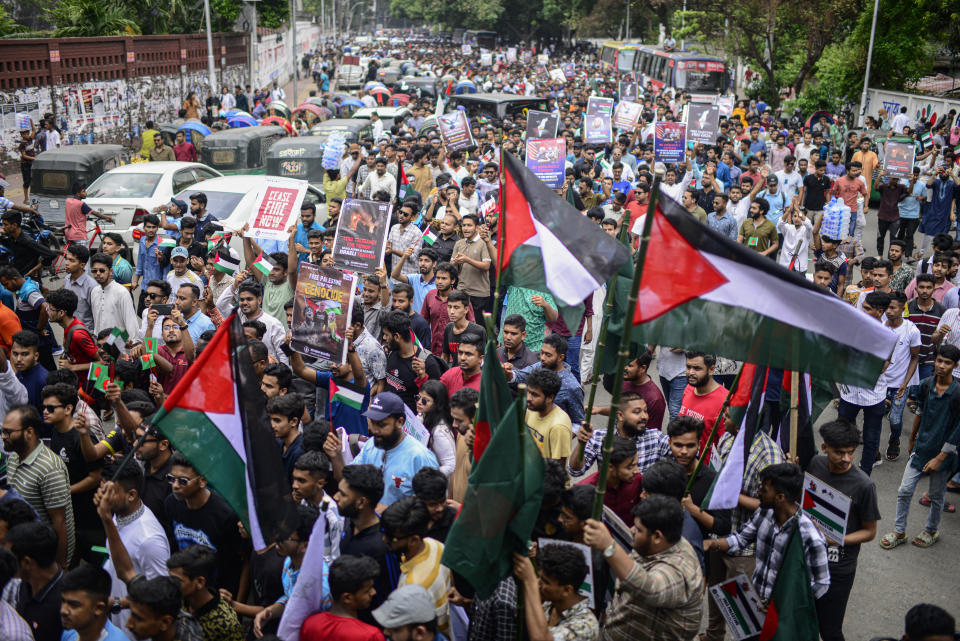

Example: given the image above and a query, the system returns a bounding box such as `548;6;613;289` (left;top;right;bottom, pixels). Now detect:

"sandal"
911;530;940;548
918;496;956;512
879;532;908;549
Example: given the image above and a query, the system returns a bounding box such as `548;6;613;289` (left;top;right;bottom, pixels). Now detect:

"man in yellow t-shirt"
524;368;573;466
140;121;159;159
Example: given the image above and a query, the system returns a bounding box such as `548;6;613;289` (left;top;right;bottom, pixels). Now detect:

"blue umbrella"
341;98;364;108
454;80;477;95
364;81;386;91
179;121;211;136
227;114;258;128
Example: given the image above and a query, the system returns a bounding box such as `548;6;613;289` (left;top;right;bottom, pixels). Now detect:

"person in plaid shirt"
703;405;785;641
706;463;830;604
568;392;671;477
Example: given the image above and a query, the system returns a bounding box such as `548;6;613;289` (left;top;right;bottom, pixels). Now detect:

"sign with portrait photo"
331;198;392;273
584;97;615;145
525;110;559;141
612;100;643;131
525;138;566;188
654;121;687;163
884;139;916;179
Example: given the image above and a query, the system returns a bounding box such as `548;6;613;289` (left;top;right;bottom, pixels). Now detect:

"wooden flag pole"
790;370;800;458
591;175;661;520
575;222;632;466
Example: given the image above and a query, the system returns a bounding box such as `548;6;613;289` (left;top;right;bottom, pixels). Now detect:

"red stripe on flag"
758;601;779;641
498;163;538;270
473;420;491;460
162;315;236;415
730;364;757;407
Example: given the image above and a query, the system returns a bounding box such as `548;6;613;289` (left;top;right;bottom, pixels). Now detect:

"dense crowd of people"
0;34;956;641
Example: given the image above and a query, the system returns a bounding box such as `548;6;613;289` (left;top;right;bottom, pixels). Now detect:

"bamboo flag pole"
789;370;800;457
574;222;632;466
591;175;662;520
514;382;527;641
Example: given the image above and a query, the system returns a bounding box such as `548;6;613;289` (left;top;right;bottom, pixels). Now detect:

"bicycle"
50;214;107;278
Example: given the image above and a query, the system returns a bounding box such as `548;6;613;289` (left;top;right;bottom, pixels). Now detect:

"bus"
634;46;728;96
463;30;497;49
599;41;643;74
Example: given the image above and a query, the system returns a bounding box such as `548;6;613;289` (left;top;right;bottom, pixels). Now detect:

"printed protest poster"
708;574;765;640
612;100;643;131
619;81;638;102
403;405;431;446
686;102;720;144
462;44;472;55
884;139;916;179
584;97;615;145
716;96;735;117
525;138;566;188
248;177;309;242
549;68;567;83
290;263;356;363
437;109;474;152
506;47;517;62
654;121;687;163
802;473;851;543
562;62;575;78
331;198;392;273
537;53;549;66
538;539;594;599
525;110;559;141
480;52;493;66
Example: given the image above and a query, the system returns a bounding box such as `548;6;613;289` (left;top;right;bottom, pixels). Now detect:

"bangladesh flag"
441;375;544;599
105;328;128;353
151;314;299;549
252;252;277;276
603;191;897;388
759;529;820;641
144;337;159;354
87;362;111;393
498;151;631;332
140;353;156;370
473;339;514;461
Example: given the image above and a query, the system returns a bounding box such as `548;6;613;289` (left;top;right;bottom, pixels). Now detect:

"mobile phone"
153;304;173;315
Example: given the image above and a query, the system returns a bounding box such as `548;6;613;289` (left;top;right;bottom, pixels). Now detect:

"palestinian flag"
759;529;820;641
422;226;438;246
330;378;364;411
802;481;848;537
398;164;414;202
441;360;544;599
214;250;241;275
611;191;897;388
158;236;176;248
499;151;631;332
151;314;299;549
105;328;128;353
252;251;277;276
702;364;768;511
473;338;514;461
712;578;764;638
920;130;933;151
410;329;426;354
87;362;111;393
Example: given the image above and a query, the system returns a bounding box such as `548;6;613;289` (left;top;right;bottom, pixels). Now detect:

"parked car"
86;161;222;245
336;64;364;89
351;106;412;131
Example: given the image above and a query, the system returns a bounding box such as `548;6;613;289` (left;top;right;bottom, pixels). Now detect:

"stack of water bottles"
820;197;852;239
322;133;346;170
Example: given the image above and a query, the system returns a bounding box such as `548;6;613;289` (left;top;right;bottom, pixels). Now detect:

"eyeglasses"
41;404;64;413
0;428;23;437
147;292;164;299
166;474;198;486
90;268;108;274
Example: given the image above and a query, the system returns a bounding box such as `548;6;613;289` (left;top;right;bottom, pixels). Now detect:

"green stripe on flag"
722;590;750;635
805;506;844;535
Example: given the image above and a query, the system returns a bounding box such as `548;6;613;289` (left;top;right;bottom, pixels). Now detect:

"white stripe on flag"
277;508;327;641
700;252;896;363
707;425;746;510
524;216;601;306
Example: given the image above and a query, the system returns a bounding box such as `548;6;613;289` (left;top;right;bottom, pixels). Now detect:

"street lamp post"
291;0;298;105
203;0;218;96
858;0;880;126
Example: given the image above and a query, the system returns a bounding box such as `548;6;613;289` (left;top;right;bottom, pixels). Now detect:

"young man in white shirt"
775;156;803;206
89;253;140;339
882;291;920;461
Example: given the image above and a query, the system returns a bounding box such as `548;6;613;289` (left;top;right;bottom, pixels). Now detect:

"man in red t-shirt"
45;288;98;372
677;351;727;459
301;555;385;641
439;335;482;397
150;312;194;393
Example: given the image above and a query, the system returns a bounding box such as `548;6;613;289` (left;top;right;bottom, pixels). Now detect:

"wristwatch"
603;542;617;558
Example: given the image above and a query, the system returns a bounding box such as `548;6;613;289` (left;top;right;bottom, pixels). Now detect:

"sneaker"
886;440;900;461
873;453;883;468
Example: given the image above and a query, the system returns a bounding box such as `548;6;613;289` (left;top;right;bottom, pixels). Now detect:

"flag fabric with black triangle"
158;236;176;248
498;151;631;331
398;164;414;202
758;529;820;641
422;226;438;246
87;362;111;393
252;251;277;276
605;190;897;388
214;249;241;275
702;364;768;511
150;314;299;549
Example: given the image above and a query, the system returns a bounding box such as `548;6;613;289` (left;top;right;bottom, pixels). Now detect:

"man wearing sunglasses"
89;253;139;340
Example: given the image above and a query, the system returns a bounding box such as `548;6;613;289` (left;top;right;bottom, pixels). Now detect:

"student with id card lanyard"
737;197;779;257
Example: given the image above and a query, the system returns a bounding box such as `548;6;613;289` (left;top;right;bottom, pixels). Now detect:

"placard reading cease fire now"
248;177;308;242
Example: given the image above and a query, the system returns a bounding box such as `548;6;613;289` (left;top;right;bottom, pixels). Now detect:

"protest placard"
247;177;308;242
802;472;852;543
549;68;566;83
290;263;356;363
525;110;559;141
708;574;765;640
612;100;643;131
525;138;566;188
437;109;474;151
884;139;916;179
331;199;392;273
619;81;638;102
654;121;687;163
687;102;720;144
584;97;615;144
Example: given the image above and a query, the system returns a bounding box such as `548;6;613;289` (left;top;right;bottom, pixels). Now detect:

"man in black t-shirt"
412;467;457;543
391;283;432;349
800;159;833;219
441;290;486;365
379;310;443;410
162;452;249;595
809;420;881;641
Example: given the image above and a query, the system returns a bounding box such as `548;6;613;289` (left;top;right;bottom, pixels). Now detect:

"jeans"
894;455;954;534
837;399;886;474
877;219;899;255
566;334;582;381
885;387;907;441
660;375;687;420
816;563;857;641
897;217;920;257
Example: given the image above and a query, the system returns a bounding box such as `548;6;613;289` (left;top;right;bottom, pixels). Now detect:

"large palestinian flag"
152;314;299;550
607;192;897;388
499;151;631;331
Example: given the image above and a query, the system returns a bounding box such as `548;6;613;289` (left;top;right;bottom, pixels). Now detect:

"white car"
86;162;222;244
336;64;364;89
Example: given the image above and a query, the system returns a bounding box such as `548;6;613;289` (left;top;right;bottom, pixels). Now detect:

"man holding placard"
806;420;880;641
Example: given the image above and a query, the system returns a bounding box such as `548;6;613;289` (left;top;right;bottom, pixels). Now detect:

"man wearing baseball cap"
372;584;447;641
327;392;438;511
164;246;202;303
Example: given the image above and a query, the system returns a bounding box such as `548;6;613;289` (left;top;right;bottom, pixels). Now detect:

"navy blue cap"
364;392;405;420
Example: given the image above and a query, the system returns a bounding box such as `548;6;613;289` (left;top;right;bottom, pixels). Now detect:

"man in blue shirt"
748;127;767;155
132;214;167;313
292;202;325;263
390;246;438;315
60;565;130;641
757;175;788;225
174;283;215;343
10;330;48;416
329;392;438;510
506;333;586;426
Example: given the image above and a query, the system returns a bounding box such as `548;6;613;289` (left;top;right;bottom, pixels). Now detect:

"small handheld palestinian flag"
105;328;128;353
87;362;111;393
158;236;177;248
920;130;933;151
410;329;426;353
422;226;438;246
144;337;159;354
252;251;277;276
141;353;157;370
207;233;225;252
398;164;414;202
330;378;364;411
214;250;241;275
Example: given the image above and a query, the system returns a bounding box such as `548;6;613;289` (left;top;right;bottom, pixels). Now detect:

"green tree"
0;5;26;36
47;0;140;36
